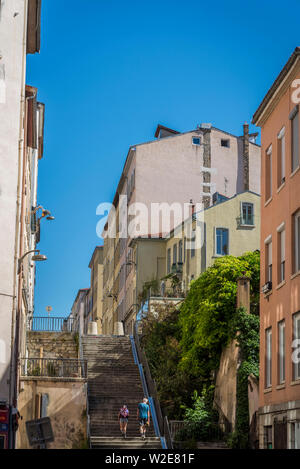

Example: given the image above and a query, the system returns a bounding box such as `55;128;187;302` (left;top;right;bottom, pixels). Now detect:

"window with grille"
293;312;300;381
265;327;272;388
278;227;285;283
293;210;300;274
241;202;254;226
277;127;285;187
290;106;299;173
278;320;285;384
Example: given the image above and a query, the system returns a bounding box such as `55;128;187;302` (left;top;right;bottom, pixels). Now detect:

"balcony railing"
20;358;87;379
149;287;185;299
28;316;75;332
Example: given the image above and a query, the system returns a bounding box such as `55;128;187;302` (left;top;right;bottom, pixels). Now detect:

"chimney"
243;123;250;191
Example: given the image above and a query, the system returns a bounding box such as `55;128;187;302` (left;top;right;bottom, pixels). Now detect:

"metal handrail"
132;321;173;449
20;358;87;379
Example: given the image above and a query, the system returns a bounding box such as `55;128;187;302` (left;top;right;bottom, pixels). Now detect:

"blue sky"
26;0;300;317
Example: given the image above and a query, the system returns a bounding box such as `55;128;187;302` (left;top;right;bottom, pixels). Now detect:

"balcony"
20;358;87;380
28;316;75;332
171;262;183;274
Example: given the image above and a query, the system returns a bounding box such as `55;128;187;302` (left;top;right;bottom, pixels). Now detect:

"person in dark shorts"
118;405;129;438
137;398;150;439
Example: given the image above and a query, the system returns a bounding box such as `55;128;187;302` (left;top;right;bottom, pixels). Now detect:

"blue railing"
29;316;75;332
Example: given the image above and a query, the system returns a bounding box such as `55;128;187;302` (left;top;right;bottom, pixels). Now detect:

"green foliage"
139;279;160;305
227;307;260;449
141;306;203;419
176;386;221;442
141;251;260;443
179;251;260;377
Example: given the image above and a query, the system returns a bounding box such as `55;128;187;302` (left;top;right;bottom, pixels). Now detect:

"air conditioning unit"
262;282;272;294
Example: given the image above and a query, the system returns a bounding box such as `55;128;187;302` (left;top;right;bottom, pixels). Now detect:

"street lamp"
32;205;55;222
18;249;47;274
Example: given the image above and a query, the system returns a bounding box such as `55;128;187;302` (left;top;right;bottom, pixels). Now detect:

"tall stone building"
0;0;45;447
102;123;261;335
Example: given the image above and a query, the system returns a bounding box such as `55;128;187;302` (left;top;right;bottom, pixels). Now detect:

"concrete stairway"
82;335;162;449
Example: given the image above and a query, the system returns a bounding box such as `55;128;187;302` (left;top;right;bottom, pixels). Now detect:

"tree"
179;251;260;378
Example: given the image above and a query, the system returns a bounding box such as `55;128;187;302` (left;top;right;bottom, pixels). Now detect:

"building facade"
0;0;43;434
125;191;260;334
102;124;261;335
88;246;104;335
253;47;300;449
70;289;90;336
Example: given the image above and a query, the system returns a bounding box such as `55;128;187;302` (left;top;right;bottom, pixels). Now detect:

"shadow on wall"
17;380;87;449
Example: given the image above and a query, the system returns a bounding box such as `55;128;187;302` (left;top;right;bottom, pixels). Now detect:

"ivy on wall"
141;251;260;440
228;307;260;449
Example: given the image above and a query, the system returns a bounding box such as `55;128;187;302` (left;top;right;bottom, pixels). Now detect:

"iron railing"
20;358;87;379
29;316;75;332
149;288;185;299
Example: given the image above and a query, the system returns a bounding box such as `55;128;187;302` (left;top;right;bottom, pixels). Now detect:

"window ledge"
290;166;300;179
264;197;273;208
276;383;286;390
290;380;300;387
264;387;272;394
263;290;273;298
239;224;255;228
276;280;286;290
291;270;300;281
277;182;286;194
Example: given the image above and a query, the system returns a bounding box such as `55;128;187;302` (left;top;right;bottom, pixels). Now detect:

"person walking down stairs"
138;398;150;439
118;405;129;438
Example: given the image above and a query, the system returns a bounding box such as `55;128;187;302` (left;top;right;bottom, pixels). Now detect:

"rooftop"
252;47;300;125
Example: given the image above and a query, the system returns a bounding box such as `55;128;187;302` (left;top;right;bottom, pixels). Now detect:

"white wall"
0;0;27;403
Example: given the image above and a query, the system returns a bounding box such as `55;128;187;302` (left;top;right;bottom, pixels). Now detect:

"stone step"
90;437;161;449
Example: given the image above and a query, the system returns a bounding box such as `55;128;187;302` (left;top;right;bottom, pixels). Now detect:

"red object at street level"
0;406;9;449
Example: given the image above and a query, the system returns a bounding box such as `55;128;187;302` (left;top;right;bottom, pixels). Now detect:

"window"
278;320;285;384
290;422;300;449
293;312;300;381
265;328;272;388
264;426;273;449
293;210;300;274
265;237;272;284
178;240;183;263
241;202;254;226
216;228;229;256
221;139;230;148
290;106;299;173
277;225;285;283
266;145;272;201
167;248;171;274
173;244;177;265
192;137;201;146
277;127;285;187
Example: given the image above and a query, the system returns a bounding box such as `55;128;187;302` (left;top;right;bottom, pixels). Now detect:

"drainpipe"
243;123;250;191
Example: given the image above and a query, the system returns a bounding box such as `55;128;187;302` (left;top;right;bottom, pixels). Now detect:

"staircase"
82;335;162;449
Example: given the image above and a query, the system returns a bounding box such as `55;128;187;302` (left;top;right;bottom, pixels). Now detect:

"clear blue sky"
26;0;300;317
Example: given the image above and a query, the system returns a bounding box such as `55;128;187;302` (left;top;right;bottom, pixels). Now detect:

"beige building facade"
124;191;260;334
102;124;261;335
0;0;44;430
88;246;104;335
